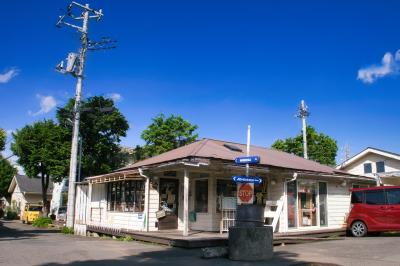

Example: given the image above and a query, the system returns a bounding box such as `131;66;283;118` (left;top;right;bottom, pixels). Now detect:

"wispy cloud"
28;95;57;116
357;50;400;84
106;92;122;102
0;68;19;83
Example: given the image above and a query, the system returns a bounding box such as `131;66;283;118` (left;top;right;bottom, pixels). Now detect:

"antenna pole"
297;100;310;159
246;125;251;176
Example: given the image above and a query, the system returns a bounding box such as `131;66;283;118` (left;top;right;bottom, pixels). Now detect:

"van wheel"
351;221;367;237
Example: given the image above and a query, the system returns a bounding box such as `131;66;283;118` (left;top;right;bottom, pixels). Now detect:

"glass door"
297;180;317;227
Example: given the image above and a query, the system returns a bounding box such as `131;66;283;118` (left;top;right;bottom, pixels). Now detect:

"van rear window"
351;191;363;204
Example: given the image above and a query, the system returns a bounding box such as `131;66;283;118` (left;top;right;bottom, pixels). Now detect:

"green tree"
271;126;338;166
0;128;6;151
0;158;17;198
140;114;198;158
11;120;70;215
57;96;129;177
0;128;17;198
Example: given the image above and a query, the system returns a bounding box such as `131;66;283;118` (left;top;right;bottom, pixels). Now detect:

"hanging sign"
237;183;254;204
232;175;262;184
234;156;260;165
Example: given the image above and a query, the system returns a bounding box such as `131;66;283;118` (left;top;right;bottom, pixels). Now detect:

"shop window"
319;182;328;226
195;179;208;213
216;179;236;212
287;180;297;228
107;181;145;212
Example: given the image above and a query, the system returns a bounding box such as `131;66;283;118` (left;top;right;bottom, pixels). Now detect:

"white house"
8;175;53;217
74;138;375;236
336;147;400;186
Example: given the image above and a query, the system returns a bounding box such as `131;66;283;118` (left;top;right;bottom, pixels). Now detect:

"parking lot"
1;220;400;266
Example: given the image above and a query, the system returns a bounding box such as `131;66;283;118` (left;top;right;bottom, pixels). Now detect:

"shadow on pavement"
37;249;340;266
0;220;59;242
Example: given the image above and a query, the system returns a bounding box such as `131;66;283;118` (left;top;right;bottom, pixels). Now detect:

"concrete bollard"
228;205;273;261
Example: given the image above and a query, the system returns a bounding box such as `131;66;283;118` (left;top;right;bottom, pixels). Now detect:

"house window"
363;163;372;174
216;179;236;212
107;180;145;212
195;179;208;213
376;161;385;173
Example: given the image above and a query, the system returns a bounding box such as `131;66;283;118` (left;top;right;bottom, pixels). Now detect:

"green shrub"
32;217;52;228
5;210;18;220
61;226;74;234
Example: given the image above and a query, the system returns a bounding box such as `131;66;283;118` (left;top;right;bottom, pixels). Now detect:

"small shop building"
74;138;375;236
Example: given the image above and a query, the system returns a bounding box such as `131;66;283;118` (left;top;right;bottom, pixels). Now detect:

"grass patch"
61;226;74;234
32;217;52;228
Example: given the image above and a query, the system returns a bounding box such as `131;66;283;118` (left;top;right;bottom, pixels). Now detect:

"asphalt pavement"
1;220;400;266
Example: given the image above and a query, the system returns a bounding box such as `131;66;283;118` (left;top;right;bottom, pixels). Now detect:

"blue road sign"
234;156;260;165
232;176;263;184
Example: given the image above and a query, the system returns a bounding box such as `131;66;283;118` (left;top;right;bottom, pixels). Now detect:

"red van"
348;186;400;237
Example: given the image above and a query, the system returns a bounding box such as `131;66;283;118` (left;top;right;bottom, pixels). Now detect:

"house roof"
8;175;53;194
337;147;400;170
118;138;348;175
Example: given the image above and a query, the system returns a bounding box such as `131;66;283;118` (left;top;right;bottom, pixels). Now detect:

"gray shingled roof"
15;175;53;194
119;138;347;175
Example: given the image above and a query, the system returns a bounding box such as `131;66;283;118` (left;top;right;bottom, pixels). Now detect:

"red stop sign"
238;183;253;203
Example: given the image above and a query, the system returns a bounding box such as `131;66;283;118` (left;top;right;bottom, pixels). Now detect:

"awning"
86;169;142;184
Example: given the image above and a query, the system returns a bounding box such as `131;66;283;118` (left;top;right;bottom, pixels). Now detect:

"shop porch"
86;225;346;248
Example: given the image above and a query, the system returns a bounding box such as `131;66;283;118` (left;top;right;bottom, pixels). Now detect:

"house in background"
0;196;10;209
50;178;68;220
7;175;53;217
73;138;374;236
337;147;400;186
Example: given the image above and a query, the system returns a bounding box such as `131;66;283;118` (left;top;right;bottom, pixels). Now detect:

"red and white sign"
237;183;254;204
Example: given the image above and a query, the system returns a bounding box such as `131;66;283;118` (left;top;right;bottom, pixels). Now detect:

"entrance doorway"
158;178;179;230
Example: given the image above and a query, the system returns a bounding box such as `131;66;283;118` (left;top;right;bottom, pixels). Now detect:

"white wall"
326;182;351;228
343;153;400;176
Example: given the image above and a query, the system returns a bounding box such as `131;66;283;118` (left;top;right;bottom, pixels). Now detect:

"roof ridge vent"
223;143;243;152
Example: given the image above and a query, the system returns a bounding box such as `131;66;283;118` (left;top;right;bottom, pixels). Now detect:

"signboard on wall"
237;183;254;204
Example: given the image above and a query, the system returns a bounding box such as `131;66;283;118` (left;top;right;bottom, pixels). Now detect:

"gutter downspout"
139;168;150;232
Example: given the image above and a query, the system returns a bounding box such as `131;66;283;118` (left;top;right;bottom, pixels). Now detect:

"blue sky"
1;0;400;168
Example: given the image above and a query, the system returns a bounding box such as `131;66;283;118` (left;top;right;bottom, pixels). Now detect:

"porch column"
183;168;189;236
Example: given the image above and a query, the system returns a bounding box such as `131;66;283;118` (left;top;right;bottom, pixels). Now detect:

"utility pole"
55;2;104;228
296;100;310;159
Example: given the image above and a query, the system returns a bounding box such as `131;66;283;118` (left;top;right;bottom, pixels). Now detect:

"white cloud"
0;68;19;83
28;95;57;116
106;93;122;102
357;49;400;84
6;129;14;136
